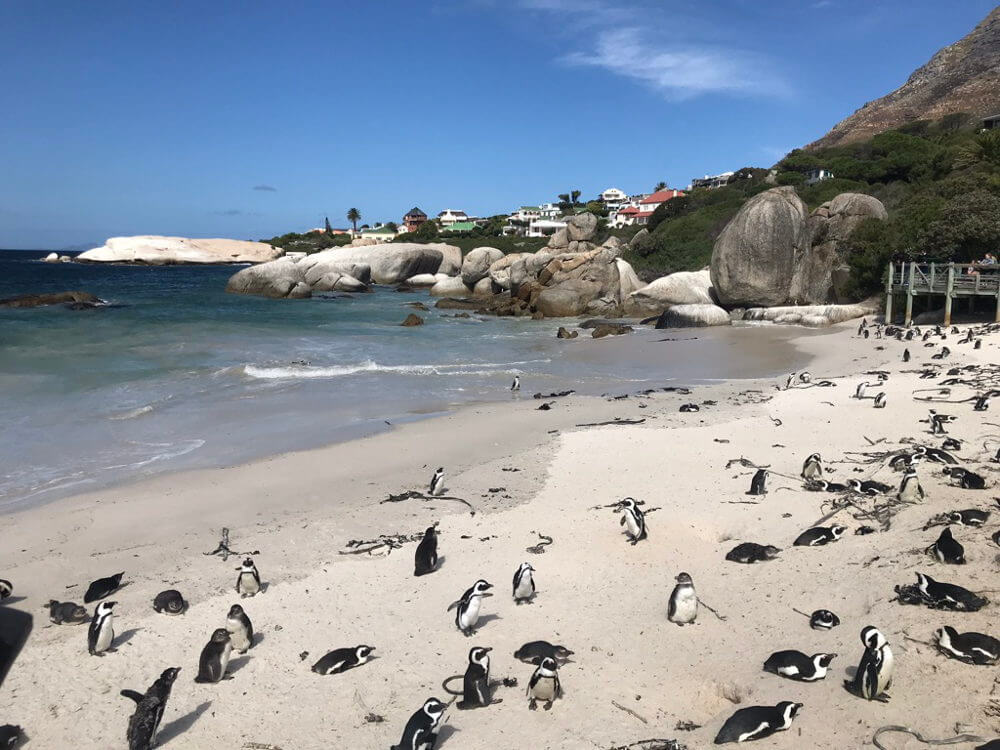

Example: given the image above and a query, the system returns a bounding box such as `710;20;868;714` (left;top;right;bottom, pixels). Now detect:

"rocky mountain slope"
808;6;1000;149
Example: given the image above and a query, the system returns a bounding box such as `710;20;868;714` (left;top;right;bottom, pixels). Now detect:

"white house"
437;209;470;228
690;172;735;190
538;202;562;219
600;188;628;212
805;168;835;185
527;218;567;238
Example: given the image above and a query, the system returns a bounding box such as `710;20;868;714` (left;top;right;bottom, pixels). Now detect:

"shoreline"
5;321;999;747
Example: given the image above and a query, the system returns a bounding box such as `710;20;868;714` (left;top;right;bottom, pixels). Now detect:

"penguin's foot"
529;699;538;711
90;652;104;657
222;674;235;680
875;693;891;703
544;701;553;711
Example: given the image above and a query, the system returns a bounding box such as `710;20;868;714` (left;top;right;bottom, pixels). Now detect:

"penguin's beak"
483;647;493;653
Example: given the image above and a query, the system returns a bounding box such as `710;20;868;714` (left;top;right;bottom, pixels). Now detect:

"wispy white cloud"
252;184;277;192
562;27;790;100
812;0;835;8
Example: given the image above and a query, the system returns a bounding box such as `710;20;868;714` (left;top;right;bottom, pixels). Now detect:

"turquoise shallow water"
0;249;815;509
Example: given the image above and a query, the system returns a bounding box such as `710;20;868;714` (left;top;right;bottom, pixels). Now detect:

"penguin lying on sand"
311;645;375;675
763;651;835;682
809;610;840;630
152;590;187;615
915;573;987;611
942;467;986;490
513;641;574;665
926;527;965;564
47;600;88;625
725;543;780;564
948;508;990;527
84;572;125;604
793;525;846;547
714;702;802;744
935;626;999;665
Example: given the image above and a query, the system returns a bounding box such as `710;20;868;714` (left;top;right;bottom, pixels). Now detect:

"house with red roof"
610;188;685;227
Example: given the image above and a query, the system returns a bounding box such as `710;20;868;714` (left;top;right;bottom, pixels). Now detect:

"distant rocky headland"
71;236;282;265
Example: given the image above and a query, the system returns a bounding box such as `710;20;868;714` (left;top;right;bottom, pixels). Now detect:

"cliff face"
807;6;1000;149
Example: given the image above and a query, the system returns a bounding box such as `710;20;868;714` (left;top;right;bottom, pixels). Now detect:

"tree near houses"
346;208;361;233
654;181;667;191
324;216;333;235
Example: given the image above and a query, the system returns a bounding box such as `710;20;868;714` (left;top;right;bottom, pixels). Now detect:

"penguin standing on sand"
0;580;11;600
747;469;768;496
854;382;870;399
511;376;520;392
311;645;375;675
935;627;1000;665
226;604;254;654
194;629;233;683
667;572;698;625
0;726;22;748
527;657;561;710
446;647;493;709
121;666;180;750
84;572;125;603
414;526;439;576
88;601;116;656
927;527;965;564
801;453;823;480
763;651;836;682
714;702;802;744
845;626;893;702
512;562;536;604
429;467;445;496
903;348;911;363
449;580;494;636
390;698;447;750
899;469;924;502
873;392;887;409
616;497;647;544
235;558;261;597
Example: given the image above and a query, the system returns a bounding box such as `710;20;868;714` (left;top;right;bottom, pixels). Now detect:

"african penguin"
747;469;768;496
512;562;536;604
974;393;991;411
152;590;187;615
845;626;893;702
667;572;697;625
617;497;647;544
84;572;125;604
47;600;88;625
429;467;445;496
0;580;11;600
88;600;116;656
854;382;870;399
448;579;494;636
513;641;574;665
935;626;999;666
943;466;986;490
527;657;561;710
975;339;983;350
927;527;965;564
898;469;924;502
793;525;846;547
714;702;802;744
801;453;823;480
763;651;836;682
311;645;375;675
798;371;811;383
0;726;21;748
948;508;989;527
456;647;492;709
511;375;520;392
235;557;261;597
121;666;180;750
847;479;892;495
725;542;780;564
194;629;233;683
226;604;254;653
390;697;447;750
809;609;840;630
915;572;986;610
414;526;439;577
873;392;886;408
806;479;848;493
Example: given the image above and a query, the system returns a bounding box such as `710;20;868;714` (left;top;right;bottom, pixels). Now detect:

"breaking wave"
242;359;550;380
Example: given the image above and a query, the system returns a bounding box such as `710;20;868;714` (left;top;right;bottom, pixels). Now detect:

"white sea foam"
242;359;551;380
108;404;155;420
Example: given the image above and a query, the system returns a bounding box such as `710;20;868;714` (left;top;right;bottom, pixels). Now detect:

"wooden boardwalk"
886;261;1000;325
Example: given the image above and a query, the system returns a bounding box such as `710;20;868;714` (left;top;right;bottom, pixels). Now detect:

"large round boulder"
488;253;530;291
565;212;598;242
300;243;441;285
654;303;730;328
226;257;307;298
615;258;644;299
535;279;602;317
429;276;473;297
710;187;808;307
805;193;888;302
461;247;504;287
428;243;462;276
623;270;715;317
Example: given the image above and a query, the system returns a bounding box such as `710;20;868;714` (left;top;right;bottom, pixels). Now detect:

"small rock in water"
400;313;424;327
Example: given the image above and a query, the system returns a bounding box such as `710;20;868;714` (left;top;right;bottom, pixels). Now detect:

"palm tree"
346;208;361;234
654;181;667;191
557;193;570;204
570;189;581;205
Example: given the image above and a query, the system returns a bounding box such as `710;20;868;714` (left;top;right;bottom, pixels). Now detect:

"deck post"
884;261;894;323
944;263;954;327
995;285;1000;323
904;261;915;326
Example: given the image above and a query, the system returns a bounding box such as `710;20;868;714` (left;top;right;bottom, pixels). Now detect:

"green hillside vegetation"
259;231;353;253
623;117;1000;296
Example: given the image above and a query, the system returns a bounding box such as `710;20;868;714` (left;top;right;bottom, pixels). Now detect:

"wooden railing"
885;261;1000;325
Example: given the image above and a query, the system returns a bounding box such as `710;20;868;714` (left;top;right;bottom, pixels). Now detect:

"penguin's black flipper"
120;689;144;703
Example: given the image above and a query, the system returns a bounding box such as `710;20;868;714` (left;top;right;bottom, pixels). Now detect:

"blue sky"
0;0;994;248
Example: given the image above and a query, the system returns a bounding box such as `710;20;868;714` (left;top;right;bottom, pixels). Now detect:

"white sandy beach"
2;322;999;749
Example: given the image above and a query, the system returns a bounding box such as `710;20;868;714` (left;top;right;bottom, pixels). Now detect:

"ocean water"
0;249;816;509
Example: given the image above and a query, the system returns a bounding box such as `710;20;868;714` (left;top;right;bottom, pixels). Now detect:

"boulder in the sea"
473;277;495;297
405;273;443;286
226;257;307;298
43;252;60;263
710;187;809;307
429;276;473;297
461;247;504;287
0;291;104;309
592;323;633;338
556;326;579;339
78;236;282;265
487;253;530;291
287;282;312;299
400;313;424;327
654;303;731;328
624;270;716;317
301;243;443;285
428;243;462;276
